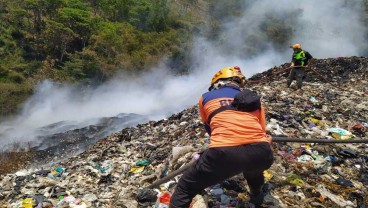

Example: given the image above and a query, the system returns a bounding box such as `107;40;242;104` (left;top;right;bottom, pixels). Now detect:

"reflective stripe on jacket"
293;50;306;66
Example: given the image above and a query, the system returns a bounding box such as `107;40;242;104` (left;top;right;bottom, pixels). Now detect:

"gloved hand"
191;152;201;161
191;150;205;161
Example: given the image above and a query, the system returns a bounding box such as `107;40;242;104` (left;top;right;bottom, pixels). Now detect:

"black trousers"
169;142;274;208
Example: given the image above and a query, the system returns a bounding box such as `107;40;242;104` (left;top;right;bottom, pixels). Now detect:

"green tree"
42;20;75;62
57;7;94;48
43;0;64;16
115;0;135;22
128;0;151;31
148;0;170;32
91;22;126;58
7;8;32;32
24;0;44;33
62;50;102;82
64;0;88;10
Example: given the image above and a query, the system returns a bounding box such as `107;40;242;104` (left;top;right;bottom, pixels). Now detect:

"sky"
0;0;366;148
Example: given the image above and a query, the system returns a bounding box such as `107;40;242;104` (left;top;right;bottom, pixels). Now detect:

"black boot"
249;183;281;208
249;191;264;208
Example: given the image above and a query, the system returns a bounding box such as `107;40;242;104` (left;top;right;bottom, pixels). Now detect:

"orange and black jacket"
199;85;270;148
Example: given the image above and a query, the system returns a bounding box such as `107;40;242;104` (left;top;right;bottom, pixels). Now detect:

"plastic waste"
22;198;34;208
316;185;355;207
220;194;230;205
266;119;288;135
263;171;273;180
286;174;304;187
155;192;171;208
309;96;318;104
336;178;353;187
220;178;244;192
82;194;98;202
189;195;207;208
2;57;368;208
136;159;151;166
308;117;325;127
159;192;171;203
136;188;158;203
129;166;145;173
332;166;344;175
338;149;357;158
47;166;65;178
327;128;353;140
63;195;76;203
210;188;224;196
297;154;314;162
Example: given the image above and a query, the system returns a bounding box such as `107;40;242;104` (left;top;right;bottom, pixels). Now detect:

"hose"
143;136;367;189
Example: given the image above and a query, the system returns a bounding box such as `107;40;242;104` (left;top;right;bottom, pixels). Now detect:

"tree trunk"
60;42;66;62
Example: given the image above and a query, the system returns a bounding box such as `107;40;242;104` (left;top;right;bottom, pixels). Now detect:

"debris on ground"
0;57;367;207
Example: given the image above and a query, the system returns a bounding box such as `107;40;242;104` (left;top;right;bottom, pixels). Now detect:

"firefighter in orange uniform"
170;66;274;208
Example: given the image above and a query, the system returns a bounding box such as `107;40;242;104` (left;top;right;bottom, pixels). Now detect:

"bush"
24;60;43;76
0;67;26;83
9;71;25;83
0;82;33;119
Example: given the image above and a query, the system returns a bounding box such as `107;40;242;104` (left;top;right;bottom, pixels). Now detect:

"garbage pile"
0;56;367;208
0;113;149;175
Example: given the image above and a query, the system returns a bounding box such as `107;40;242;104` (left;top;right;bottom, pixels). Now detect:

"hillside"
0;0;210;118
0;56;367;207
2;0;368;121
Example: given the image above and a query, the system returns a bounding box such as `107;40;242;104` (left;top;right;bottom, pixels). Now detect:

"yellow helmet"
291;43;301;49
210;66;246;87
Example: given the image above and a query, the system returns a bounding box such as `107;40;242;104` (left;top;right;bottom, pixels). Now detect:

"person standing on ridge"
169;66;275;208
287;43;313;89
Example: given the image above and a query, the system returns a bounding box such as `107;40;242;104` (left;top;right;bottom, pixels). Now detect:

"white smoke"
0;0;366;147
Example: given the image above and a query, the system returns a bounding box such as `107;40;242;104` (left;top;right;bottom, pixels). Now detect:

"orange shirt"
199;86;270;148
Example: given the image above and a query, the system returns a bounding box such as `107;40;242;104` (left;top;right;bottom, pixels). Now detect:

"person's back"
199;85;269;148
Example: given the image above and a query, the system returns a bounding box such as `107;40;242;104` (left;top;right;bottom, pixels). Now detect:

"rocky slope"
0;56;367;208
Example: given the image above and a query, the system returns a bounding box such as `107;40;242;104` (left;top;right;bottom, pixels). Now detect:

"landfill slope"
0;56;367;208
